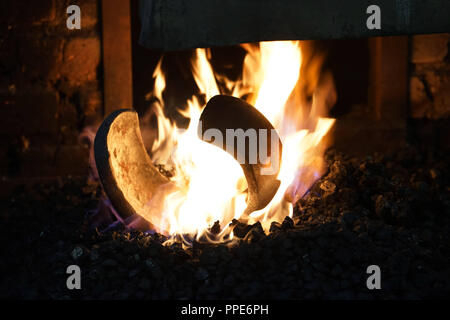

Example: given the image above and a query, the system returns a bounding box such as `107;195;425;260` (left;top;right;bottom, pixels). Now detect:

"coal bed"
2;145;449;300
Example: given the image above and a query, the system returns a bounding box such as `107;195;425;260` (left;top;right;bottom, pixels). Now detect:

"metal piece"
198;95;282;215
139;0;450;50
369;36;408;126
102;0;133;113
94;109;169;221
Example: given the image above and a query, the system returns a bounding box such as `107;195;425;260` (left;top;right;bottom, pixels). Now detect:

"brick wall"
0;0;102;186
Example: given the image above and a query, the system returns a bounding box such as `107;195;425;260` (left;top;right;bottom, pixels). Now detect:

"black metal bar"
139;0;450;50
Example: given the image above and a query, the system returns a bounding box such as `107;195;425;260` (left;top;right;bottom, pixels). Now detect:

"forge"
1;0;450;302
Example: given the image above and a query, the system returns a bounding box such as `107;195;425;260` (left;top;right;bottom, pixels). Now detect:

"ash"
1;145;449;299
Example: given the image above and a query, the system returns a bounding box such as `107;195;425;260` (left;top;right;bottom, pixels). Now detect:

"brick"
429;72;450;119
22;37;64;86
409;76;429;118
80;82;103;117
79;0;99;29
0;34;64;89
0;0;55;25
411;34;449;64
55;80;103;127
0;92;59;135
0;144;89;178
410;66;450;119
59;37;101;85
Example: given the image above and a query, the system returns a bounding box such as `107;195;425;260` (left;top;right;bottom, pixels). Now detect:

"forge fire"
1;0;450;306
92;41;335;244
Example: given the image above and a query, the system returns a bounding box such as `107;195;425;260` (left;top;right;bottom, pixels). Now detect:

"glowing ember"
133;41;335;243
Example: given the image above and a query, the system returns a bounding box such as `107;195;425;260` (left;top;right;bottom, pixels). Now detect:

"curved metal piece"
139;0;450;50
198;95;282;215
94;109;169;222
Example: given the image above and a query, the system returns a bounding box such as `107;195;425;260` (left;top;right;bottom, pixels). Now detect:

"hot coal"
1;145;449;299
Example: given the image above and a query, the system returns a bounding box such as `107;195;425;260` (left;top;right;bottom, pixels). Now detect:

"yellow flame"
140;41;335;242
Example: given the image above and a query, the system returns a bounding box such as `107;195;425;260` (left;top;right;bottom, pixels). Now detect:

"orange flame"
140;41;335;243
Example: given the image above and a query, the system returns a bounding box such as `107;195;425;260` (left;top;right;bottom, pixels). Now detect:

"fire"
139;41;335;242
